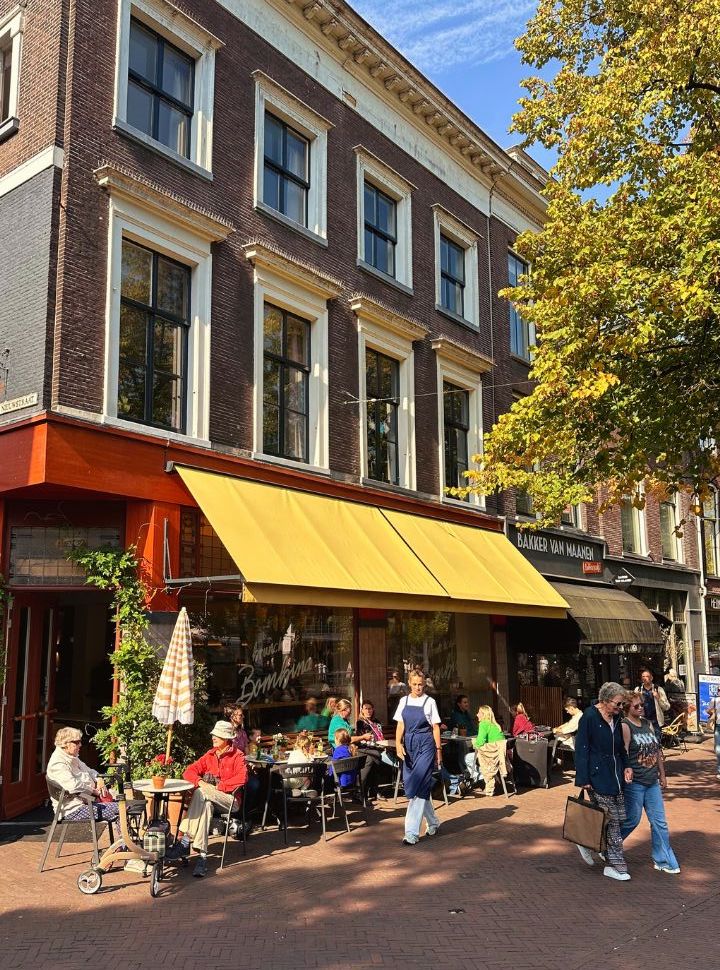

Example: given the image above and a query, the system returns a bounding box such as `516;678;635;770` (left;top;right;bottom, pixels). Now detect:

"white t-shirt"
393;694;441;726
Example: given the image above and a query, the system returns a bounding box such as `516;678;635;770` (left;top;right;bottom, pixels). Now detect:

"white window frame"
621;490;648;556
113;0;221;176
96;166;233;444
245;243;341;473
561;504;583;529
355;146;414;291
432;205;480;328
0;5;24;139
351;296;426;490
433;339;489;508
253;71;331;244
702;488;719;577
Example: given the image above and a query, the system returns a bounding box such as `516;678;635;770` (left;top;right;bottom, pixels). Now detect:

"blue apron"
402;698;436;800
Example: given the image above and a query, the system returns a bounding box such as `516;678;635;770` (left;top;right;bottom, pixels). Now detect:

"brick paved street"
1;742;717;970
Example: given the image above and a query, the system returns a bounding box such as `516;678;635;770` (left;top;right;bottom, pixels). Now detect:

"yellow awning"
177;466;568;618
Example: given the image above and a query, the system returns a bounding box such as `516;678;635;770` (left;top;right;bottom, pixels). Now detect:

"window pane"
364;183;376;225
119;305;148;363
372;234;395;276
265;114;284;164
284;367;307;414
126;80;154;139
284;410;307;461
122;240;153;304
162;43;193;107
263;166;281;212
378;355;397;399
263;358;280;454
157;257;189;319
153;318;183;375
285;315;309;365
263;304;282;355
376;192;396;235
283;179;306;225
621;500;637;553
286;129;308;180
365;350;378;394
129;20;157;84
153;373;183;429
118;363;146;421
660;503;677;560
157;99;190;156
703;520;717;575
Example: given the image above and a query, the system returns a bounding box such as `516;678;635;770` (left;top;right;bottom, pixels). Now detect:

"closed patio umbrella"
152;606;194;760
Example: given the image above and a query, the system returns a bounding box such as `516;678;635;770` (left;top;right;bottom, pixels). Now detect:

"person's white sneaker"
603;866;631;881
654;863;681;873
576;844;595;866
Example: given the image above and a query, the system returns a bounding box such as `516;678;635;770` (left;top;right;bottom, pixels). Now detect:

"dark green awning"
549;581;664;646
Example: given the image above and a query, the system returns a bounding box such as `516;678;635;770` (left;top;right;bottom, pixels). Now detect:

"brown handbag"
562;789;607;853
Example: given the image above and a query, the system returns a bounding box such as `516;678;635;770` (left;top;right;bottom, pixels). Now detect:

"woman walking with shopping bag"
573;682;633;880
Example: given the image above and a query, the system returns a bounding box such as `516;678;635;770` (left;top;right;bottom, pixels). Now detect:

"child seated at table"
288;731;315;763
330;729;358;787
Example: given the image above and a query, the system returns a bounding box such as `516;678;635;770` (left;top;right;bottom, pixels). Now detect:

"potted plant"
147;754;174;789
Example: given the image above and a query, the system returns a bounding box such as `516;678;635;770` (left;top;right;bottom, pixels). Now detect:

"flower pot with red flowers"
147;754;174;789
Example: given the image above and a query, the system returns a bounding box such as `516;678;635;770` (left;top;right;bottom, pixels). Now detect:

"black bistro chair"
212;783;247;870
268;763;328;845
513;736;550;789
327;756;368;836
39;780;114;873
392;762;449;807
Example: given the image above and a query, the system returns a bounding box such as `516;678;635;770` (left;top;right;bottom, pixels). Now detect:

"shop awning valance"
176;466;568;618
549;581;664;645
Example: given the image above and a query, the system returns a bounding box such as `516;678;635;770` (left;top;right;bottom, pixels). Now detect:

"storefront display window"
636;587;687;670
184;597;354;733
386;611;492;720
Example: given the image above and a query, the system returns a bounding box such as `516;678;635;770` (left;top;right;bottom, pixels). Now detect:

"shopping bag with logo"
562;789;607;853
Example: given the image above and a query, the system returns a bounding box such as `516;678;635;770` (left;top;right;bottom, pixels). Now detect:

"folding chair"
475;741;516;799
661;715;688;752
39;781;114;873
213;783;246;870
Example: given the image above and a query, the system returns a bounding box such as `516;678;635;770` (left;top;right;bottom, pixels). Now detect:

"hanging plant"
66;544;212;777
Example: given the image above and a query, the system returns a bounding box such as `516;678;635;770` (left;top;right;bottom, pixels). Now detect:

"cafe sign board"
507;524;605;580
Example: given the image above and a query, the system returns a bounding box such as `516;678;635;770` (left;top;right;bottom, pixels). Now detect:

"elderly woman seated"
45;726;119;824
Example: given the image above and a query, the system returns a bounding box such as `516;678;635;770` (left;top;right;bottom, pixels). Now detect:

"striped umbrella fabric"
152;607;195;727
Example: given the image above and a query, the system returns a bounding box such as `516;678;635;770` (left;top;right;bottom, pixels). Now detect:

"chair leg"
241;796;247;857
89;812;100;867
39;816;60;873
338;790;350;833
55;823;68;858
282;788;289;847
393;766;401;806
321;788;327;842
220;812;232;871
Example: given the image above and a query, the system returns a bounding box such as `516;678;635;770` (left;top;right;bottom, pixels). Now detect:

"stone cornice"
349;293;428;341
243;240;343;298
271;0;547;219
94;164;234;242
432;337;494;374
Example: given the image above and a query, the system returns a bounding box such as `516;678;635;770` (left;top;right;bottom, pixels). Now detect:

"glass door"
2;599;55;819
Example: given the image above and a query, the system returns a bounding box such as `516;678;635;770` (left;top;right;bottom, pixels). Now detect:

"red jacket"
183;746;247;793
512;713;536;737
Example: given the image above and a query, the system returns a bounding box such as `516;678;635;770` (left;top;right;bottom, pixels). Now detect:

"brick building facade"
0;0;706;817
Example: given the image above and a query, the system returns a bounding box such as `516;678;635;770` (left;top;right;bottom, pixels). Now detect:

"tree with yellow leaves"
468;0;720;524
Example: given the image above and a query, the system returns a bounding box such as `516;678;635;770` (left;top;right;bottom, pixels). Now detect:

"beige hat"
210;720;235;740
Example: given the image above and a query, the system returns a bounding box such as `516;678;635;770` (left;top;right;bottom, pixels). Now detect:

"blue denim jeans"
620;780;679;870
714;725;720;776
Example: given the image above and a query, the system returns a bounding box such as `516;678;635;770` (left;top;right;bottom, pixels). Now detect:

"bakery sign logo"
0;392;38;416
514;529;599;562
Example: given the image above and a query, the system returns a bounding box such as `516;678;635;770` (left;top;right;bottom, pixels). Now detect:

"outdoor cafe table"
132;778;194;828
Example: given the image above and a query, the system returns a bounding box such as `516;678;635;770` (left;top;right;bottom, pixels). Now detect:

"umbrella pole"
165;725;173;762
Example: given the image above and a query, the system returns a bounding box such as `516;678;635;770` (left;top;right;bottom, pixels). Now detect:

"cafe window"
9;527;121;586
366;348;400;486
702;490;718;576
185;599;354;733
119;239;190;432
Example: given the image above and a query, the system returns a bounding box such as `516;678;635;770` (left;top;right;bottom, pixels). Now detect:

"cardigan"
574;704;629;794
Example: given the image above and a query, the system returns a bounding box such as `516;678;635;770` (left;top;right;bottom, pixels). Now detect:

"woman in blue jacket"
574;682;633;881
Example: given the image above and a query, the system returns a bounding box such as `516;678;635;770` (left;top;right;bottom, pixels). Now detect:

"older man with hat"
166;720;247;877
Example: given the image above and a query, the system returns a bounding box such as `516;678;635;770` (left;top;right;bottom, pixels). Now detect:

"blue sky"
351;0;554;171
